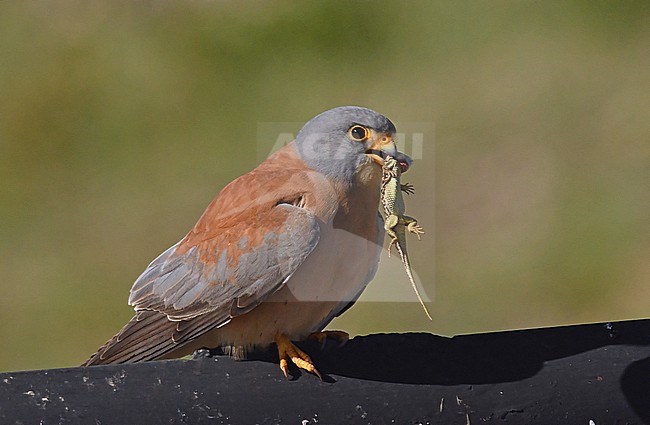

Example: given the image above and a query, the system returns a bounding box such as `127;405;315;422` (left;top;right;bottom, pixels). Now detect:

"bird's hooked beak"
365;130;413;173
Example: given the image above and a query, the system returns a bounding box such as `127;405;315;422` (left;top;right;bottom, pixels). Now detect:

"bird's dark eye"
349;125;369;141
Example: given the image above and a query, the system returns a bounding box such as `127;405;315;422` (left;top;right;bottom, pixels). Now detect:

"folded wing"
84;161;321;365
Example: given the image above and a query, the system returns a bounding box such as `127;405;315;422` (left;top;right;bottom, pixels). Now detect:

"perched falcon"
84;106;412;377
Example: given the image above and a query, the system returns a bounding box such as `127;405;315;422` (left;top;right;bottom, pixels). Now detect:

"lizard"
380;155;432;321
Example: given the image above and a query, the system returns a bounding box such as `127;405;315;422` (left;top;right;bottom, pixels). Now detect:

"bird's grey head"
294;106;400;182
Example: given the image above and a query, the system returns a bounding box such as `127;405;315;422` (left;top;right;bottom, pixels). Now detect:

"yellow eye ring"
349;125;369;141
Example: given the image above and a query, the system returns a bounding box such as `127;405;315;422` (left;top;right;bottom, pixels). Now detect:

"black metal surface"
1;319;649;424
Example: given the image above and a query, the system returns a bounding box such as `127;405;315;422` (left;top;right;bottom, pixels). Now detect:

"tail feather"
83;310;183;366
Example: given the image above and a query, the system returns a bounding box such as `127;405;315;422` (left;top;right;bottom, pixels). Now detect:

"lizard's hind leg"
404;216;424;240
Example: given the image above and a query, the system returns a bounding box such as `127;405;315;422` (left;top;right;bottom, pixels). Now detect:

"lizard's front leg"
401;182;415;195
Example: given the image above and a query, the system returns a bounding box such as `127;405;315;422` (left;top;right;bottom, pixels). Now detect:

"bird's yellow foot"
276;333;321;379
308;330;349;348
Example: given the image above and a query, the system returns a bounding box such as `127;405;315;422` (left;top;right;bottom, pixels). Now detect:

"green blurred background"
1;1;648;372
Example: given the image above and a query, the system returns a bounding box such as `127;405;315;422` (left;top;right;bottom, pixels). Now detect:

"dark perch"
1;319;649;424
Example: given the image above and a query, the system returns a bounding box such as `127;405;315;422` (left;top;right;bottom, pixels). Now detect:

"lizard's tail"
395;244;433;321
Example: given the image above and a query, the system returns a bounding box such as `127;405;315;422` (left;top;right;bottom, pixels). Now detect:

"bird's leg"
307;330;349;348
275;333;321;379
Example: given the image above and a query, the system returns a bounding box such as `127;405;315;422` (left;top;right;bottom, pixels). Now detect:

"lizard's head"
367;148;412;174
294;106;412;182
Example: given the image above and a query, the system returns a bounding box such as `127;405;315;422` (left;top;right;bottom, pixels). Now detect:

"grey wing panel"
129;203;320;326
